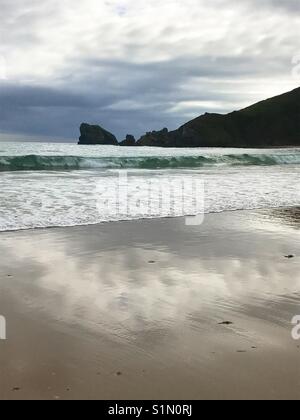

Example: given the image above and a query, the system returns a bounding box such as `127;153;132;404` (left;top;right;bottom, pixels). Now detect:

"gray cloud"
255;0;300;12
0;0;299;141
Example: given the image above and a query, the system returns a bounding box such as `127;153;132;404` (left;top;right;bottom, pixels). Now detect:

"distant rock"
136;128;170;147
78;123;118;145
119;134;136;146
136;87;300;147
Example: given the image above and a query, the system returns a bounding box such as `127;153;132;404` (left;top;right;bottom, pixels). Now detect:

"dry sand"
0;208;300;400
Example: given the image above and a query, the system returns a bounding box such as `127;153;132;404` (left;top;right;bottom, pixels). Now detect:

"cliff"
137;87;300;147
79;87;300;147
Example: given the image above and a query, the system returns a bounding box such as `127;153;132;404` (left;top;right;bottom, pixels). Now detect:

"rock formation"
78;123;118;145
136;87;300;147
79;87;300;148
136;128;170;147
119;134;136;146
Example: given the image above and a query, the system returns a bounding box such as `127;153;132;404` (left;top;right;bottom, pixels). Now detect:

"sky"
0;0;299;142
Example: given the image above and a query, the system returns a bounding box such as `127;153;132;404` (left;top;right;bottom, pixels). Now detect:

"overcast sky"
0;0;299;142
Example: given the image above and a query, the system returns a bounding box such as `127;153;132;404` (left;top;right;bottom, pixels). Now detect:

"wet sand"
0;208;300;400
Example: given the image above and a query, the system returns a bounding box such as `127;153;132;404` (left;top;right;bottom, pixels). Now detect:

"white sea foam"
0;142;299;231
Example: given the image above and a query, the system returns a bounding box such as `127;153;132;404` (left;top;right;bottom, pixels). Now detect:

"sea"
0;142;299;231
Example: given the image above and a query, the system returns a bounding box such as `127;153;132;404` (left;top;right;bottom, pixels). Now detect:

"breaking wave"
0;152;300;171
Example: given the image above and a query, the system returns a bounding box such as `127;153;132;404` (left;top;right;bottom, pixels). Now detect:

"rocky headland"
78;87;300;147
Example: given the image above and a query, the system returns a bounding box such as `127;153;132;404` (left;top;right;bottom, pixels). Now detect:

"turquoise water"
0;142;299;231
1;143;300;171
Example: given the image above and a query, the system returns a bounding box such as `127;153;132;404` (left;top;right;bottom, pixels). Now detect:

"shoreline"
0;204;299;234
0;207;299;400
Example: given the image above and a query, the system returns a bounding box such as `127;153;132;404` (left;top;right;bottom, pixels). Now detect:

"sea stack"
78;123;118;145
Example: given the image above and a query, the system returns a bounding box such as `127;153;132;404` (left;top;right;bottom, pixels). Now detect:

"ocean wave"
0;152;300;171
